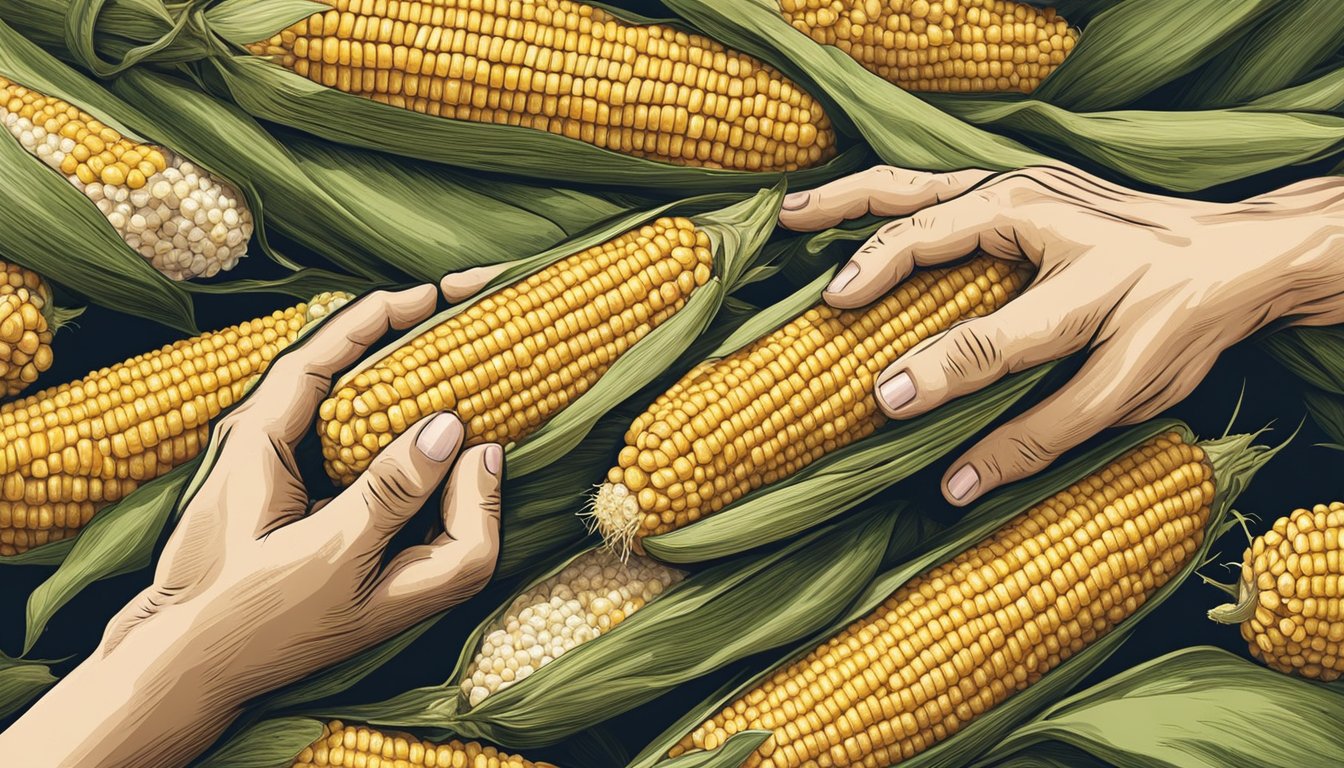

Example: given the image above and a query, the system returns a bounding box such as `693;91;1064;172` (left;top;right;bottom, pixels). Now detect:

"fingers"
230;285;439;445
325;412;465;545
441;263;511;303
822;192;1025;309
874;276;1106;420
366;444;504;625
780;166;992;231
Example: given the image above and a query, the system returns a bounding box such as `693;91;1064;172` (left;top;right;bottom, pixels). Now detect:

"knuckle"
943;323;1002;377
996;429;1065;474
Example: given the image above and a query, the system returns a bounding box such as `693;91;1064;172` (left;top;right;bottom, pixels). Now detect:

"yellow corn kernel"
247;0;838;171
590;255;1032;555
318;216;714;485
779;0;1078;93
671;432;1214;765
293;720;555;767
0;260;54;397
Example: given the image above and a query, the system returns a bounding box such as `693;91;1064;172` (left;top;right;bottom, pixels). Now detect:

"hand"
0;267;508;768
781;165;1344;505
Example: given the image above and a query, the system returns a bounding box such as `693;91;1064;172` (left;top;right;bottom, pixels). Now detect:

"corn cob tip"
585;481;643;559
0;260;55;397
304;291;353;324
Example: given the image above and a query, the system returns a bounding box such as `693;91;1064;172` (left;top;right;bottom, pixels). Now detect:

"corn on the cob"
0;260;54;397
318;216;713;485
779;0;1077;93
462;548;684;706
293;720;555;767
1;76;252;280
589;255;1031;555
669;432;1213;766
246;0;837;172
1210;501;1344;682
0;292;349;555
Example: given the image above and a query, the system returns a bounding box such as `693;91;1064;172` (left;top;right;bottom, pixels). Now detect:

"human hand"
781;165;1344;505
0;267;508;768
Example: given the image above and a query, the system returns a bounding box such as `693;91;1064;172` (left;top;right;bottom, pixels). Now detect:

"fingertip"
781;190;810;211
382;283;439;328
440;264;507;303
875;370;918;417
414;412;465;462
943;462;983;506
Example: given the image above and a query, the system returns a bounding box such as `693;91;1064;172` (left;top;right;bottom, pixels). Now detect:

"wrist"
1250;180;1344;326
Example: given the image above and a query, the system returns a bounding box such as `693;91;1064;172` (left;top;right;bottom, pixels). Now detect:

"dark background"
1;0;1341;763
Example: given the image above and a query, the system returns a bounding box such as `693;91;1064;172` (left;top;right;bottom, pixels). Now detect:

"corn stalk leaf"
194;717;325;768
630;421;1278;767
1305;390;1344;449
320;504;902;747
1262;326;1344;396
977;647;1344;768
0;653;57;720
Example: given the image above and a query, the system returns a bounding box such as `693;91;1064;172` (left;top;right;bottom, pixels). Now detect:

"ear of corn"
0;260;58;397
778;0;1078;94
631;423;1277;768
293;721;556;767
1209;501;1344;681
590;255;1032;556
0;292;349;555
244;0;837;173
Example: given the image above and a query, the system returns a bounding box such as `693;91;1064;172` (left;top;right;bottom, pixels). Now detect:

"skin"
781;164;1344;506
0;268;507;768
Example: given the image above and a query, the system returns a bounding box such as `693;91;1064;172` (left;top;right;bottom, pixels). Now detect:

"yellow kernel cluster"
1235;502;1344;681
671;433;1214;766
591;256;1031;555
318;217;713;485
462;548;684;706
247;0;837;171
0;293;348;555
0;260;54;397
779;0;1077;93
293;720;555;767
0;77;253;280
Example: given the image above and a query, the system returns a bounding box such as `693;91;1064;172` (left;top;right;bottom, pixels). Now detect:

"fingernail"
947;464;980;501
782;191;810;210
416;413;463;461
878;372;916;411
826;262;860;294
484;444;504;475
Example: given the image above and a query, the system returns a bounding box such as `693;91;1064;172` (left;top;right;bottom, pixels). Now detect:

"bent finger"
441;263;512;304
780;166;992;231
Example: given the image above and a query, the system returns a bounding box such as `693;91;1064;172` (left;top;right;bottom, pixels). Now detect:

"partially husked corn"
779;0;1077;93
670;433;1214;766
1211;501;1344;681
462;548;684;706
0;260;54;397
0;292;350;555
590;256;1031;554
293;720;555;767
318;217;713;485
247;0;838;171
1;76;252;280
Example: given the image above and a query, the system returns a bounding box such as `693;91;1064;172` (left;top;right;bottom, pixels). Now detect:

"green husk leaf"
206;0;324;47
632;421;1277;767
560;725;632;768
657;732;771;768
194;717;325;768
0;653;57;719
1305;390;1344;448
1262;326;1344;395
1177;0;1344;108
20;460;200;655
1030;0;1272;110
986;742;1112;768
322;505;901;747
109;69;639;283
978;647;1344;767
1248;66;1344;112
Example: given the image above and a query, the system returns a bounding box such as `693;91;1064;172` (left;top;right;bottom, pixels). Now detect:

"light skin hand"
0;266;509;768
781;164;1344;506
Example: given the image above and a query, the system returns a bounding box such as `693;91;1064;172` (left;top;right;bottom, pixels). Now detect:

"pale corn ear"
0;292;351;555
588;255;1033;556
292;720;556;767
246;0;838;172
778;0;1079;93
0;260;55;397
1210;501;1344;682
0;76;253;280
317;217;714;486
461;548;684;707
670;432;1215;765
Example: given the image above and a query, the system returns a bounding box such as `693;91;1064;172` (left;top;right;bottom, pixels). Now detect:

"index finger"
779;166;991;231
234;284;439;444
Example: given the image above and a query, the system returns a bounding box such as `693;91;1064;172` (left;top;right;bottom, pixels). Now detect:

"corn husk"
0;651;55;720
107;68;643;283
634;265;1055;564
314;504;916;748
2;0;870;191
630;420;1279;767
1262;326;1344;448
976;646;1344;767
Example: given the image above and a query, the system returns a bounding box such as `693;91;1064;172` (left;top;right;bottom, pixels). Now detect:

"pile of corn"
1;76;252;280
0;260;54;397
461;548;684;706
293;721;554;767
